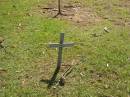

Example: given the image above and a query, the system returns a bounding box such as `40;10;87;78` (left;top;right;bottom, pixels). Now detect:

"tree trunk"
58;0;61;14
53;0;62;17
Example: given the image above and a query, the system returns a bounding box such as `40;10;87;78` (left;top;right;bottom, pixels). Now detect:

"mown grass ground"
0;0;130;97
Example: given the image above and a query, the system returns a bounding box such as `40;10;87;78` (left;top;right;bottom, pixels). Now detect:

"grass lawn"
0;0;130;97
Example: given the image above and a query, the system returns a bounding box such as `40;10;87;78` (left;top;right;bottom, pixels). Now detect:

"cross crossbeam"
49;42;75;48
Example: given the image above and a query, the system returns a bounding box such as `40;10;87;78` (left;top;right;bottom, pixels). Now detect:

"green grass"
0;0;130;97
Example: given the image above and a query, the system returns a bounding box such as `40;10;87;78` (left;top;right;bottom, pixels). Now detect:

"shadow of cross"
48;32;75;88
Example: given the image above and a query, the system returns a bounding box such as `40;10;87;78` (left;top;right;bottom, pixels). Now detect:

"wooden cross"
48;32;75;87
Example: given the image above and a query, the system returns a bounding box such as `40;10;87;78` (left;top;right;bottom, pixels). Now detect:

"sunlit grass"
0;0;130;97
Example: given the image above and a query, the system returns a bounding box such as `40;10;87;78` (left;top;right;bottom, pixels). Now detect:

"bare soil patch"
106;0;130;26
36;2;102;26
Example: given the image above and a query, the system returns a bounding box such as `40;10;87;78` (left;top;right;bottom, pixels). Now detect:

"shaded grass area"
0;0;130;97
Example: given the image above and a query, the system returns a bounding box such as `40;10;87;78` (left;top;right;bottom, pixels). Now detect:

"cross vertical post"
57;33;64;72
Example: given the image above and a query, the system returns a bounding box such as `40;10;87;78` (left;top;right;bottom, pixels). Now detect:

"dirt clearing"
35;2;102;26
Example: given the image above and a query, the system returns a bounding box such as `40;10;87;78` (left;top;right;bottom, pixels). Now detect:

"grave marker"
48;32;75;87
